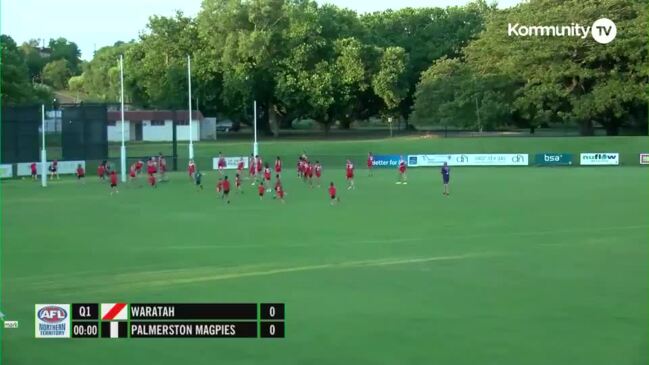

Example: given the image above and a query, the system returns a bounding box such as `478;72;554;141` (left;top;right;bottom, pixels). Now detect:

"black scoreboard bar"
129;303;257;320
130;321;258;338
38;303;285;339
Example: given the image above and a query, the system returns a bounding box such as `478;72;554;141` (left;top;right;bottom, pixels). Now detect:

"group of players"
29;151;452;200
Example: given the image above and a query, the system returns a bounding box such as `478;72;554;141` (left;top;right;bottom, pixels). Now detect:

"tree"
463;0;648;135
372;47;409;117
42;59;72;90
361;1;493;121
411;57;518;131
20;40;47;82
48;37;82;74
1;35;52;105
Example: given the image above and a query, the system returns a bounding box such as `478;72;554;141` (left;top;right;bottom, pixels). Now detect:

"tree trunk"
269;104;279;137
339;118;352;130
579;120;594;136
604;120;620;136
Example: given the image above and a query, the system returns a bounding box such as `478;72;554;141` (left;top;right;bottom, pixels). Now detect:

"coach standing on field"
441;162;450;196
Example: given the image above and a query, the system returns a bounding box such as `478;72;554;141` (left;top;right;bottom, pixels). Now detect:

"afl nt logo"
38;306;67;324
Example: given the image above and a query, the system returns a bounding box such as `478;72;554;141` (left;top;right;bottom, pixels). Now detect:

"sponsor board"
580;153;619;166
0;164;13;178
534;153;573;166
408;154;528;167
640;154;649;165
35;304;70;338
212;157;249;170
17;161;85;176
372;155;402;168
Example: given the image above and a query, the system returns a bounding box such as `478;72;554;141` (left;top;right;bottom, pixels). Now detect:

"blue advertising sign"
535;153;573;166
373;155;402;168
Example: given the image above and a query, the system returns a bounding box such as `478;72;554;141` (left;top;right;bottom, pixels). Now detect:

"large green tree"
42;59;72;90
1;35;52;105
463;0;648;135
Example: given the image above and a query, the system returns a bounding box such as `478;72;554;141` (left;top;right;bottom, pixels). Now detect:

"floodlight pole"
187;55;194;160
40;105;47;187
119;55;127;182
253;100;258;156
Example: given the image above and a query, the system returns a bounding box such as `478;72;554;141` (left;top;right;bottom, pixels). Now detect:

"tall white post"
120;55;127;182
253;100;258;156
187;55;194;160
41;105;47;187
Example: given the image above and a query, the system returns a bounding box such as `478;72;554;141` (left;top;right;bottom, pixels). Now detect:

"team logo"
35;304;70;338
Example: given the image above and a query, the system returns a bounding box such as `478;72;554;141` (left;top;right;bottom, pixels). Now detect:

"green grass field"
2;137;648;365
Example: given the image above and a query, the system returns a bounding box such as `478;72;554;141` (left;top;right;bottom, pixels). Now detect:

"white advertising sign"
212;156;249;170
0;164;13;178
580;153;619;166
17;161;85;176
407;154;528;167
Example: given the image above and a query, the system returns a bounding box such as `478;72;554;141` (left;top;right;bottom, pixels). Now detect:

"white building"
107;110;203;142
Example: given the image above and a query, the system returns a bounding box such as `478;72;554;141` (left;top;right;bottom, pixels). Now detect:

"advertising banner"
212;157;249;170
580;153;619;166
534;153;573;166
407;154;528;167
372;155;402;168
17;161;85;176
640;154;649;165
0;164;13;178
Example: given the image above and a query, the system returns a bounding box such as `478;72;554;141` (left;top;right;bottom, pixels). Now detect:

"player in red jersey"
97;162;106;180
148;173;157;188
147;158;157;176
217;152;226;175
396;156;408;184
135;160;144;175
237;157;245;177
274;156;282;175
249;154;257;183
76;164;85;184
158;154;167;181
258;181;265;200
188;159;196;181
314;161;322;187
216;178;224;198
30;162;38;180
263;163;272;191
367;152;374;176
345;159;355;190
235;173;242;193
297;157;303;178
274;175;285;203
129;163;138;184
328;182;340;205
256;155;263;178
222;176;231;204
109;170;119;195
305;162;314;188
49;160;59;180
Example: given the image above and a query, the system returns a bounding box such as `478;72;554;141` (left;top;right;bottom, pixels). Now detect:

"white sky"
1;0;522;60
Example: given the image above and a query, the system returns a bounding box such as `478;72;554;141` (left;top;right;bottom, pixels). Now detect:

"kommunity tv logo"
508;18;617;44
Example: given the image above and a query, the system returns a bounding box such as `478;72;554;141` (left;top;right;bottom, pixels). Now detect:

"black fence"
1;104;109;164
1;105;41;163
61;104;108;160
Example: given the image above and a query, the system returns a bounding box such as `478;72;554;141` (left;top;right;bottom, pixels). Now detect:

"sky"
2;0;522;60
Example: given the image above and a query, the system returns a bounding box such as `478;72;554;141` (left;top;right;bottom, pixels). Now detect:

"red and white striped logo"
101;303;127;321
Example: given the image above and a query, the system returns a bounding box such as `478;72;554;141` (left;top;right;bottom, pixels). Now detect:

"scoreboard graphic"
35;303;285;339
